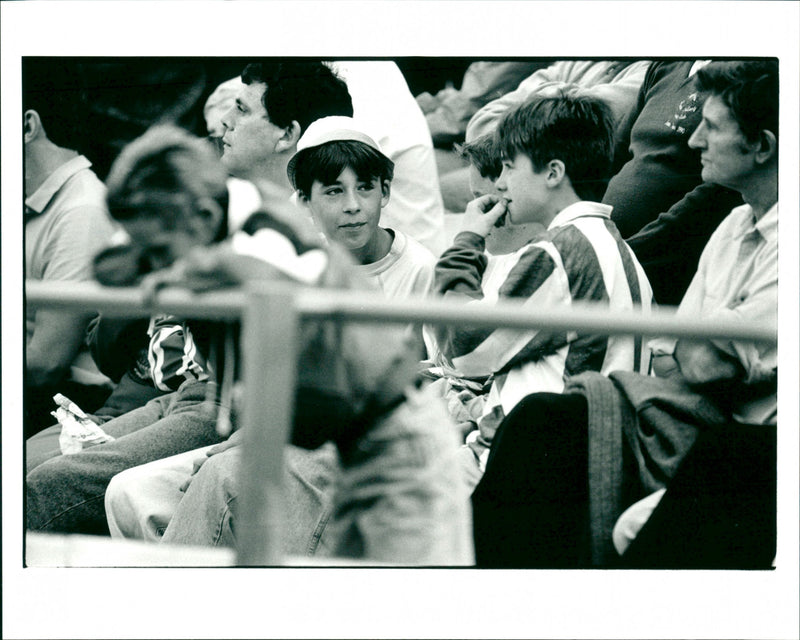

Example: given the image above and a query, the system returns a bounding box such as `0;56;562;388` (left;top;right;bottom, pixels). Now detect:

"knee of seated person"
25;458;75;526
192;446;239;492
26;454;71;488
104;472;134;527
105;467;138;508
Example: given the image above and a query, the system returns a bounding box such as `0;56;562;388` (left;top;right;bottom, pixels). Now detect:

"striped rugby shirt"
145;316;210;392
433;201;654;469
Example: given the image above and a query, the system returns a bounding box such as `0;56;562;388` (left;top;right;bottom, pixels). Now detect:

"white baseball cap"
287;116;387;188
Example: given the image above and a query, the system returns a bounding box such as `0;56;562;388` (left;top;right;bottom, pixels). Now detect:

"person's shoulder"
644;59;694;90
58;162;108;209
716;202;753;231
393;228;438;265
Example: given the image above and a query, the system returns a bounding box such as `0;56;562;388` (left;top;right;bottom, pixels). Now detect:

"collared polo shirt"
25;155;117;385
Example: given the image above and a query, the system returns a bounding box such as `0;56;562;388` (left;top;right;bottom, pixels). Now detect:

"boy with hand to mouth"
431;92;653;490
458;134;545;256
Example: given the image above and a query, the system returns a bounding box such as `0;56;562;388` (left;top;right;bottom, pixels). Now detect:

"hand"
674;339;743;387
180;431;242;492
651;354;683;381
461;194;508;238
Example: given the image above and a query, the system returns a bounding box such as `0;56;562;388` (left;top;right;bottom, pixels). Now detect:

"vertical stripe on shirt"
554;224;610;377
604;219;644;373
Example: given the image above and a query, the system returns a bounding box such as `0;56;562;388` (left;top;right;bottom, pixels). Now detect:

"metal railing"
25;279;777;565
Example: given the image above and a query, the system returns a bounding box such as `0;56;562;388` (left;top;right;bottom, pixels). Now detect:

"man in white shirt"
24;60;117;436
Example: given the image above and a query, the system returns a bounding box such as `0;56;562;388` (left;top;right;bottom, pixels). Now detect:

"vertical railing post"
236;284;298;566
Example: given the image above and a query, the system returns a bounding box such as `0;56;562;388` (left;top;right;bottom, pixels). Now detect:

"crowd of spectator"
24;58;778;568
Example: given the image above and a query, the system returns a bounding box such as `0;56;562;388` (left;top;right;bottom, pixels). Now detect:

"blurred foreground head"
105;125;230;270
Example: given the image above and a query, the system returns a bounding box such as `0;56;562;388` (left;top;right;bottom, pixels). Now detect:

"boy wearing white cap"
289;116;436;303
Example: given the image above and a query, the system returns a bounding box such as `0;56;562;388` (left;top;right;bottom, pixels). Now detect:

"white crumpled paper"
51;394;115;455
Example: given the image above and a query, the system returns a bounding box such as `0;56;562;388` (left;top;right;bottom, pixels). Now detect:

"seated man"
23;59;118;436
104;120;467;565
471;60;778;568
431;92;653;492
601;60;744;305
25;128;234;536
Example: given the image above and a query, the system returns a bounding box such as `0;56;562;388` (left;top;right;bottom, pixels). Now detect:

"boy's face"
688;95;757;192
303;166;389;256
495;152;550;226
219;81;284;180
469;163;544;254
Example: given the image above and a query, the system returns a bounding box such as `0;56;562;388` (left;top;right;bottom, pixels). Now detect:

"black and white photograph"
2;2;798;639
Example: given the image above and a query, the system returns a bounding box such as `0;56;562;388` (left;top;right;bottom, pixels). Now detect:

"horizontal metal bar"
24;280;246;319
24;279;777;343
292;288;777;343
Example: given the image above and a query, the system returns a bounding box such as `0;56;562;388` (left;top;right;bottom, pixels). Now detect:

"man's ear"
545;159;566;187
754;129;778;165
380;179;391;207
24;109;44;144
275;120;302;154
191;197;225;244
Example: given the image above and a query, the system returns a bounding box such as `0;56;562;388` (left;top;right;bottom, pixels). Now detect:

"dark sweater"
602;61;742;305
604;61;707;238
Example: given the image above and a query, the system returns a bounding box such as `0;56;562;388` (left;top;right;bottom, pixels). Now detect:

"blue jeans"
150;384;474;564
26;380;224;535
326;384;474;564
158;444;339;557
26;372;168;473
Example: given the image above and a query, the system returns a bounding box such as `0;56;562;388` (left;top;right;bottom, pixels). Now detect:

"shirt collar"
733;202;778;244
754;202;778;243
548;201;613;230
25;155;92;216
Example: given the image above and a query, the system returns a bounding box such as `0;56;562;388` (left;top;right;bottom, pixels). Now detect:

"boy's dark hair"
22;59;87;152
106;124;228;236
457;134;502;181
496;92;615;201
292;140;395;198
695;60;779;144
241;61;354;133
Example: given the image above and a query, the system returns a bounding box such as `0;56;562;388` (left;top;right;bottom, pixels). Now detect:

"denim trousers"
106;443;340;557
26;380;224;535
327;384;475;565
26;372;168;474
107;383;474;565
